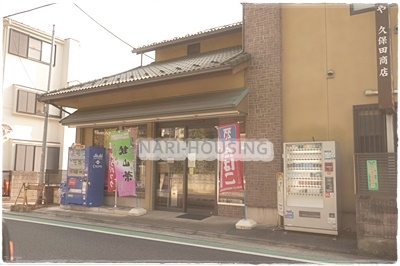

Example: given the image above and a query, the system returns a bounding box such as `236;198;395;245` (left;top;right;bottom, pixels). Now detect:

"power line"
73;3;154;60
74;3;135;49
3;3;56;18
4;3;154;60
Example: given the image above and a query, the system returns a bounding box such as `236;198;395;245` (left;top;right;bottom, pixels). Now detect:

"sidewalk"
2;202;383;262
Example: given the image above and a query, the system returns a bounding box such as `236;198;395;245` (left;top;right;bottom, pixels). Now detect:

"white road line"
4;214;327;264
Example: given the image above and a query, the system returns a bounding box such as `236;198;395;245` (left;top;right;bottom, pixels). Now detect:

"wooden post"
23;184;28;205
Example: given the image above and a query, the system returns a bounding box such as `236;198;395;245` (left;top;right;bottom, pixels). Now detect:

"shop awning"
61;88;248;127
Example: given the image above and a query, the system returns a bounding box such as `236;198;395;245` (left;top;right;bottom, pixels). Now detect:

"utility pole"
38;24;55;202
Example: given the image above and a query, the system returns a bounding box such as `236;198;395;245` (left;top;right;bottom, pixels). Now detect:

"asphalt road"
4;217;302;264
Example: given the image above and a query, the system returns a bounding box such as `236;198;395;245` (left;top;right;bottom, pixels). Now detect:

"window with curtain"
16;89;61;118
14;144;60;171
9;29;56;65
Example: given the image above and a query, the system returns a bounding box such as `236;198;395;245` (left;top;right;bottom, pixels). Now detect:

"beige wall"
155;30;242;62
282;4;398;213
82;128;93;146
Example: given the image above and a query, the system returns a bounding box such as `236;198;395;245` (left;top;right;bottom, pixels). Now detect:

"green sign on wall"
366;160;379;190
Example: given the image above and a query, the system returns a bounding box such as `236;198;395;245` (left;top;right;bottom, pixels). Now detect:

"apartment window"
187;43;200;55
16;89;61;118
353;104;397;153
15;145;60;171
9;29;55;65
46;147;60;170
350;4;376;15
8;29;28;57
28;37;41;61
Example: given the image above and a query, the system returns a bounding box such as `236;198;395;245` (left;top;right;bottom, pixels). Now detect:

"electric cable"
3;3;56;18
73;3;154;60
5;3;154;61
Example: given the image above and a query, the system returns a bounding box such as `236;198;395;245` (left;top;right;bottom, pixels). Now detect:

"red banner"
216;123;244;193
107;148;116;192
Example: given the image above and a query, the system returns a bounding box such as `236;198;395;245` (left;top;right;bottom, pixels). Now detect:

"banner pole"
135;181;139;208
114;179;117;208
243;178;247;220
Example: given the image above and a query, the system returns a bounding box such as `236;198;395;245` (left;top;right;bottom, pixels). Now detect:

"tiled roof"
132;22;242;54
41;46;250;99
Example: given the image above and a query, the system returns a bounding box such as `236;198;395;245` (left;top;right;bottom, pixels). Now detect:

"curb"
3;208;359;258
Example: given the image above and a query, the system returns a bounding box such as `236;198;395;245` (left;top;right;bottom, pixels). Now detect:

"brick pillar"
243;4;283;213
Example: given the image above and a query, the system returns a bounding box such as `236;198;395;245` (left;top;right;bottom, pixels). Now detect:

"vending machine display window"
283;141;340;235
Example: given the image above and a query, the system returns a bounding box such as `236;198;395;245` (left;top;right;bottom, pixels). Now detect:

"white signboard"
276;172;284;216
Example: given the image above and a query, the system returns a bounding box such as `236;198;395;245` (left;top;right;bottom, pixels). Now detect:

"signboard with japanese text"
276;172;284;216
367;160;379;190
216;123;244;193
375;4;394;113
110;130;136;197
107;148;116;192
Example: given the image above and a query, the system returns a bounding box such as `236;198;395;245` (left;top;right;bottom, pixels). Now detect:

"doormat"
176;213;210;220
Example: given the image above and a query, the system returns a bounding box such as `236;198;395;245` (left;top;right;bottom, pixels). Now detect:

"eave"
132;22;243;54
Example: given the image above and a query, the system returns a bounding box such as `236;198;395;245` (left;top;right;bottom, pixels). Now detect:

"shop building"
39;2;397;238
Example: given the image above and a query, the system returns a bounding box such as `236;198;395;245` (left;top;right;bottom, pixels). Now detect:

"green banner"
110;130;136;196
366;160;379;190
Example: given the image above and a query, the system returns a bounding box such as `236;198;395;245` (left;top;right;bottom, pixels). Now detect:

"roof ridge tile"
40;46;251;100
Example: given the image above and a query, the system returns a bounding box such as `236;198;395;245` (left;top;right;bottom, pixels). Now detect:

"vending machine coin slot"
325;176;334;193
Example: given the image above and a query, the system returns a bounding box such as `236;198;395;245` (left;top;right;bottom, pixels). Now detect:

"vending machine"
283;141;340;235
64;144;106;207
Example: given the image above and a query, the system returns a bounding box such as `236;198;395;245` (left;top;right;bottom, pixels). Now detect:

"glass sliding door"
155;127;185;211
186;127;217;215
155;122;217;215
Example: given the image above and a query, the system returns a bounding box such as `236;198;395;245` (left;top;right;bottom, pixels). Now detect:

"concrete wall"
9;171;58;204
356;196;397;260
9;171;40;204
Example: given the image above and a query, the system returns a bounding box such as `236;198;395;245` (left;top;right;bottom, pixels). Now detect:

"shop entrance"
155;122;217;215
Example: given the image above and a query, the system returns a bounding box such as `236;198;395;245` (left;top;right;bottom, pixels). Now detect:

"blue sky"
2;1;386;83
1;1;246;82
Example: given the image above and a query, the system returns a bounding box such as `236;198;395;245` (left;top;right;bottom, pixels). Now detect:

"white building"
2;18;78;186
